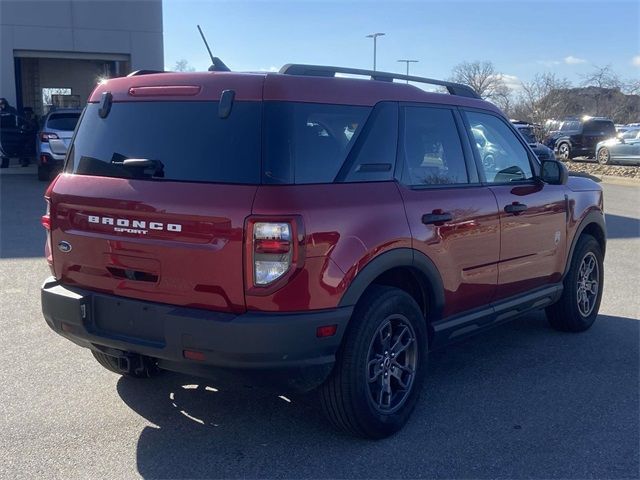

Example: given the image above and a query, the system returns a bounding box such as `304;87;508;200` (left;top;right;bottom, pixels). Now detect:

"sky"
163;0;640;91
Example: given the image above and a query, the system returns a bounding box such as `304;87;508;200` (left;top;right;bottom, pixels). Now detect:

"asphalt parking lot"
0;172;638;479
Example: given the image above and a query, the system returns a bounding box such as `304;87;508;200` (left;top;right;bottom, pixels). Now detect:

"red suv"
41;64;606;439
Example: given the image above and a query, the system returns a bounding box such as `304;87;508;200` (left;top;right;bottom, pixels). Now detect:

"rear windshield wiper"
120;158;165;178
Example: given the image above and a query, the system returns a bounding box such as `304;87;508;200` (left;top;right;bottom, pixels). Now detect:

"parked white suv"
37;109;82;181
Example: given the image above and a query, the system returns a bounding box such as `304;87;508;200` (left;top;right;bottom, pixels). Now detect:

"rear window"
46;112;80;131
66;101;261;183
583;120;615;135
263;102;371;184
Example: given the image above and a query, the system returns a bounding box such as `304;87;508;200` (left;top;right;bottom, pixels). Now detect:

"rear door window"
400;106;469;186
66;101;261;183
263;102;371;184
583;120;615;136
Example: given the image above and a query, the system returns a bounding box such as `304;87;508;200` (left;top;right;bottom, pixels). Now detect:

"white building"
0;0;164;115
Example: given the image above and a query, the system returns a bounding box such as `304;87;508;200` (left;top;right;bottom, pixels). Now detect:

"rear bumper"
41;277;352;391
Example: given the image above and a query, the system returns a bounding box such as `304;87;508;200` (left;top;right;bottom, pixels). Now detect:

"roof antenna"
197;25;231;72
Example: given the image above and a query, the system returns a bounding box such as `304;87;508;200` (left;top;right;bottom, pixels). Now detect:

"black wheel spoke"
576;252;599;317
366;314;418;414
390;362;413;389
390;325;414;355
367;355;384;383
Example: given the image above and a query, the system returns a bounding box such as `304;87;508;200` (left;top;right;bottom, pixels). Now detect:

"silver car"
596;128;640;165
37;108;82;181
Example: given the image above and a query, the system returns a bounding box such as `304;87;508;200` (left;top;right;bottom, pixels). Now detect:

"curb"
597;175;640;187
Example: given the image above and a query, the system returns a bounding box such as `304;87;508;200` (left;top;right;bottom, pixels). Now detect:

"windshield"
47;113;81;131
621;129;640;140
516;126;537;143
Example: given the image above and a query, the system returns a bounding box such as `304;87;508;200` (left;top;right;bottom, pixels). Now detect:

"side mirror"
619;138;625;144
49;138;68;156
540;159;568;185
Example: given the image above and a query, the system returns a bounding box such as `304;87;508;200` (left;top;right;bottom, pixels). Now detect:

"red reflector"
40;154;49;164
183;349;206;361
128;85;201;97
316;324;338;338
255;239;291;254
41;215;51;230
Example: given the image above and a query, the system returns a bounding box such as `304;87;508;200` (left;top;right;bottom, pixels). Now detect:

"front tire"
320;285;428;439
597;147;611;165
546;234;603;332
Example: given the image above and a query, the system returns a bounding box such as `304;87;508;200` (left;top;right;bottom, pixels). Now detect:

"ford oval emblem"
58;241;72;253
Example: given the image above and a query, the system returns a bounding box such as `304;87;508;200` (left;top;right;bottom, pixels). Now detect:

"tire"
597;147;611;165
319;285;428;439
91;350;161;378
0;157;8;168
557;142;571;161
546;234;603;332
37;165;50;182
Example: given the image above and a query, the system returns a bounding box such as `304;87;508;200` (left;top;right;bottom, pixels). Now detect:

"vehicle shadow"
118;312;639;479
605;213;640;239
0;175;48;258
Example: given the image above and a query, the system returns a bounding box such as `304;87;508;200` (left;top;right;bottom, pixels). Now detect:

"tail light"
253;222;292;285
41;201;51;230
40;132;58;143
42;176;61;278
245;217;305;291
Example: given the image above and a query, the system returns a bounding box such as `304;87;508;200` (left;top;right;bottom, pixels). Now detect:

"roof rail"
127;70;166;77
279;64;480;99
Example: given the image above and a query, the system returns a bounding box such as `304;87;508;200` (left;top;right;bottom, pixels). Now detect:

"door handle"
422;210;453;225
504;202;528;215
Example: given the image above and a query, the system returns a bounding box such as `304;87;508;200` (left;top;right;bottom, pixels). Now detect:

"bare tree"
516;72;572;125
580;64;621;89
580;64;623;116
172;59;195;72
449;61;511;104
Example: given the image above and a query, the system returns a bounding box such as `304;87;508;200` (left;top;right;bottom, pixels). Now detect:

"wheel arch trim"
564;209;606;279
337;248;445;322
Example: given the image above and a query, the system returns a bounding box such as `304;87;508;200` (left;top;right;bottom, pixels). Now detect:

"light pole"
366;32;385;71
397;59;419;83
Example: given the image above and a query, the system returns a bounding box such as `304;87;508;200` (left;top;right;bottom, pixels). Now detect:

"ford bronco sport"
41;64;606;439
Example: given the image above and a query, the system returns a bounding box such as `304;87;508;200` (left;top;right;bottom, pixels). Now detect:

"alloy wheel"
576;252;599;317
558;143;570;160
597;148;610;164
366;314;418;414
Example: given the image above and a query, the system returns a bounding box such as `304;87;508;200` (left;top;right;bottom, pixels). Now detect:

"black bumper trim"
41;277;352;390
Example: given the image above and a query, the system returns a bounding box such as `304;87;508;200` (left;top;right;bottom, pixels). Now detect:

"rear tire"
319;285;428;439
91;350;161;378
557;142;571;161
0;157;8;168
546;234;603;332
